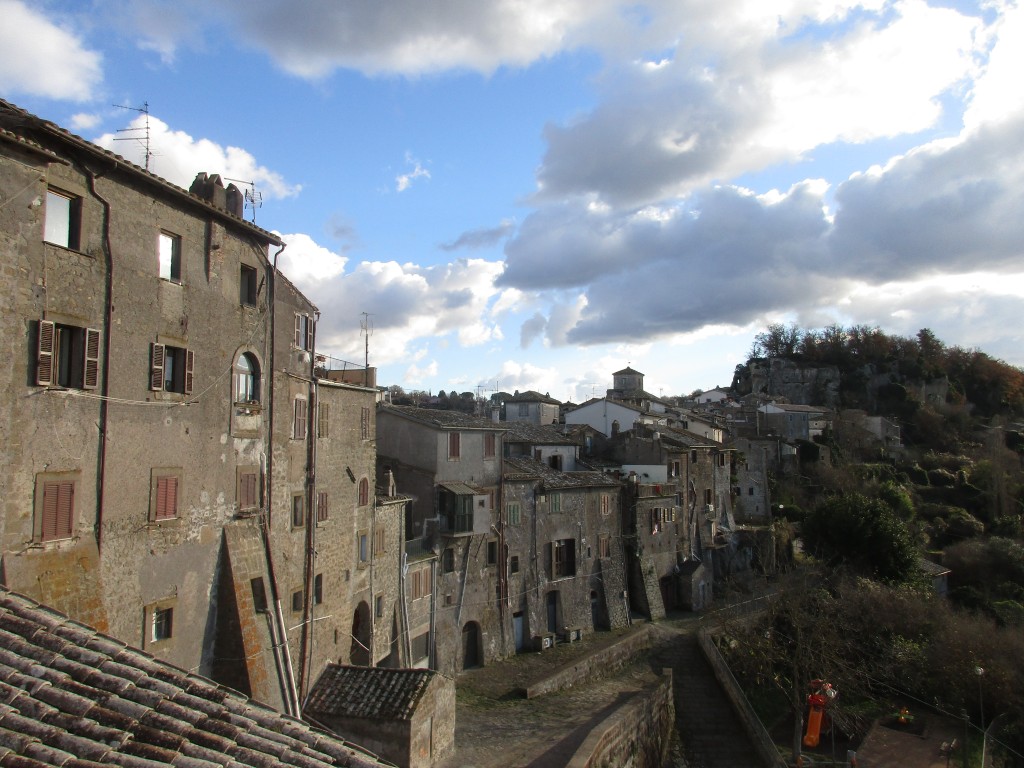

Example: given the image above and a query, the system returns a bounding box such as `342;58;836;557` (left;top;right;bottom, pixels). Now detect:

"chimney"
491;405;501;423
225;183;245;218
384;466;397;496
189;172;228;211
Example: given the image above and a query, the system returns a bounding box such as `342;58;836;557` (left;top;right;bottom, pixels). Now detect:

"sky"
3;0;1024;403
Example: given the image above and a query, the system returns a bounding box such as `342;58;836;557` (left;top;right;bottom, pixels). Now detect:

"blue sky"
3;0;1023;402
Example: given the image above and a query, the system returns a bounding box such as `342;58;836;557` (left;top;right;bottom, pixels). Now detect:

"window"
251;578;268;612
375;595;384;618
240;264;258;306
151;607;173;642
518;403;529;417
486;540;497;566
411;568;429;600
719;453;727;467
749;487;755;496
36;321;100;390
598;535;611;559
316;491;328;523
600;494;611;517
360;406;371;439
294;313;313;351
551;539;576;579
550;493;562;514
691;450;698;464
158;232;181;282
507;502;521;526
358;532;369;564
234;352;259;404
443;548;455;573
150;344;193;395
411;631;429;662
291;495;304;528
670;460;681;478
38;478;75;542
704;489;713;506
318;403;329;437
484;433;496;458
448;432;461;460
152;472;180;521
454;495;473;533
510;555;520;574
373;527;385;555
292;398;307;440
238;469;259;512
291;589;304;612
313;574;323;605
358;478;370;507
44;188;80;249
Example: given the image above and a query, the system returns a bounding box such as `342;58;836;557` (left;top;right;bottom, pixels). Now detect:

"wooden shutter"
318;403;329;438
84;327;100;390
183;349;194;395
155;476;178;520
317;491;328;522
41;481;73;541
294;314;302;347
304;316;314;351
150;343;165;391
37;320;55;386
293;398;307;439
240;472;258;510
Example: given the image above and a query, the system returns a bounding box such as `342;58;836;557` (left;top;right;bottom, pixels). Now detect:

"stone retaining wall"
698;626;788;768
566;669;674;768
524;625;653;699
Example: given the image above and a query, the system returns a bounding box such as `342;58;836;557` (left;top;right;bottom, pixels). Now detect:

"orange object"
803;692;827;747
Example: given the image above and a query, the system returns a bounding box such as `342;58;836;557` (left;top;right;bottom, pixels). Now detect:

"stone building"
503;457;629;648
305;664;456;768
375;405;508;676
503;389;561;425
502;421;581;470
0;99;370;715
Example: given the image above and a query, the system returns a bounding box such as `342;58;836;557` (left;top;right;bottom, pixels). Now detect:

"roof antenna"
226;178;262;224
113;101;154;171
361;312;374;388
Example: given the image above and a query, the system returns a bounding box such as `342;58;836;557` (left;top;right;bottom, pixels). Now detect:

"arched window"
358;478;369;506
234;352;259;403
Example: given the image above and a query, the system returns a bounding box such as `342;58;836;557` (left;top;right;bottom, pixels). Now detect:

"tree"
802;493;918;584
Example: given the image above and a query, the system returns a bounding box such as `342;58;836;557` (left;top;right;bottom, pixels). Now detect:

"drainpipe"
261;242;301;716
297;309;319;698
83;168;113;553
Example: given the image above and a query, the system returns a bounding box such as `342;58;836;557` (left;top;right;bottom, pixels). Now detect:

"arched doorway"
461;621;481;670
350;601;371;666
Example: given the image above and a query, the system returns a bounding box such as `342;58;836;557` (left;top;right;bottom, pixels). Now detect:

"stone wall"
525;625;652;698
698;626;787;768
566;669;674;768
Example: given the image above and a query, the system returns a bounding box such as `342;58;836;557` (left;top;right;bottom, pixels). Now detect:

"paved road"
439;615;764;768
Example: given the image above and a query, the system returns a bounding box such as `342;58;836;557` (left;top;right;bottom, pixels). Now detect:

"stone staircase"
650;628;765;768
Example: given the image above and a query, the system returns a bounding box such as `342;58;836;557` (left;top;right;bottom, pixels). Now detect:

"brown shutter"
305;316;314;351
156;476;178;520
294;399;307;439
150;343;165;391
42;481;73;541
183;349;194;395
294;314;302;347
37;320;55;386
84;328;100;390
317;491;328;522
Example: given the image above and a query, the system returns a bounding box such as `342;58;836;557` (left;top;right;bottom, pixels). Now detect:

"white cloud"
0;0;103;101
93;115;301;199
70;113;103;132
395;153;430;193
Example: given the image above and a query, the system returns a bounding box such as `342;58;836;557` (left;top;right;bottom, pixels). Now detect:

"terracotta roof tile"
0;588;393;767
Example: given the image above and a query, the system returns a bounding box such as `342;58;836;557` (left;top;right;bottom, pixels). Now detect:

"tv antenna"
360;312;374;387
225;177;262;224
113;101;154;171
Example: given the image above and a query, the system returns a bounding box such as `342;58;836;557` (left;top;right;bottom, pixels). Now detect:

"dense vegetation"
727;324;1024;765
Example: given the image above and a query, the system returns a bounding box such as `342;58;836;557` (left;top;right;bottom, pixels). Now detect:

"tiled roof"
0;588;391;767
304;666;437;721
503;457;620;489
505;390;561;404
377;405;506;431
502;422;578;445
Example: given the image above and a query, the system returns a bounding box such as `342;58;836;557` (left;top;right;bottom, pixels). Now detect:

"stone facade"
0;100;378;717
